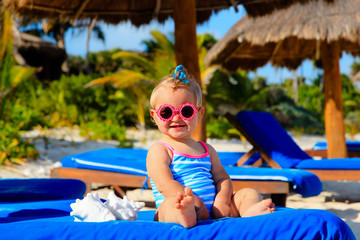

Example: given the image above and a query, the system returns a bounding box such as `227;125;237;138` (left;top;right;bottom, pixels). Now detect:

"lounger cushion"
236;111;312;168
313;141;360;151
0;179;86;202
0;199;355;240
61;148;148;176
61;148;255;170
296;158;360;170
225;167;322;197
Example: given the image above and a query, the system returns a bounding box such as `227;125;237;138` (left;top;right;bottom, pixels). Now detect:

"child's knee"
235;188;262;201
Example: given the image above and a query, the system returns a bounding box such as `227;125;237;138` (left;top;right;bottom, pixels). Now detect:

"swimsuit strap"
156;141;208;157
199;141;209;152
156;142;175;162
156;142;175;151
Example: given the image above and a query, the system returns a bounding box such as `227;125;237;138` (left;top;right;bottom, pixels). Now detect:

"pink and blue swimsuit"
150;142;216;214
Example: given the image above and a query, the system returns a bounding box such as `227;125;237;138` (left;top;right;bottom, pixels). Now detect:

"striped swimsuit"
150;142;216;214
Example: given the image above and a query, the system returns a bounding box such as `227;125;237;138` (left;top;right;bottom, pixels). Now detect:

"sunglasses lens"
159;106;173;119
181;106;194;118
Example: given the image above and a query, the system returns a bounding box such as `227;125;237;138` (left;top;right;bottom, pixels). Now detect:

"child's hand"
211;202;232;219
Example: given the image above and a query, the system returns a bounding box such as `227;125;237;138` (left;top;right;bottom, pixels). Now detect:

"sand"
0;127;359;238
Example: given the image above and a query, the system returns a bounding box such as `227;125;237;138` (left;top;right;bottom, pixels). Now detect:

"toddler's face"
151;86;202;140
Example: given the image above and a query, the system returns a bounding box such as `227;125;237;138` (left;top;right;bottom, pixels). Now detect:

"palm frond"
11;66;36;88
86;70;152;88
201;65;218;86
0;10;13;62
150;30;174;54
84;76;116;87
112;51;156;74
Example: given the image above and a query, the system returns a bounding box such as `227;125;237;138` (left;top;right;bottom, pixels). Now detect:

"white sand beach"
0;127;359;238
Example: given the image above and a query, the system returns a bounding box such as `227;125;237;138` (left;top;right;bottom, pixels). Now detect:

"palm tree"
86;30;176;132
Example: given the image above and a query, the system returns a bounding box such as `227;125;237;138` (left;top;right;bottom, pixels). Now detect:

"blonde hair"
150;70;202;110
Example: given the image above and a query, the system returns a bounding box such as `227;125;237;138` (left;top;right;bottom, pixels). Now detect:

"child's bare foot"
175;187;196;228
242;199;275;217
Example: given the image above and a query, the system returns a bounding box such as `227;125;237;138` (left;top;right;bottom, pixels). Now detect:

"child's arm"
147;143;184;196
146;143;209;220
208;144;234;219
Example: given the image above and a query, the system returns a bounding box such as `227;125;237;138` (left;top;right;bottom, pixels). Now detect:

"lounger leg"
113;186;127;197
270;194;286;207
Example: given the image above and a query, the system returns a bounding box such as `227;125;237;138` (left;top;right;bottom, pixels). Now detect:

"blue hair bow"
173;65;189;84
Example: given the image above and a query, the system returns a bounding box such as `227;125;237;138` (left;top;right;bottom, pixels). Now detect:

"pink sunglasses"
155;103;200;122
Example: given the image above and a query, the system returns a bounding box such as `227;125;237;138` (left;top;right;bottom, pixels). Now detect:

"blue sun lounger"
51;148;322;206
306;141;360;158
225;110;360;181
0;179;355;240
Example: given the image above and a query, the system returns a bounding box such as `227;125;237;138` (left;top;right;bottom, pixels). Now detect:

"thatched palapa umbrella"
205;0;360;158
3;0;322;142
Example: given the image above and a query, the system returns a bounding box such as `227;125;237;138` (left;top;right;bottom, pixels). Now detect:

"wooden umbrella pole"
173;0;206;142
321;41;347;158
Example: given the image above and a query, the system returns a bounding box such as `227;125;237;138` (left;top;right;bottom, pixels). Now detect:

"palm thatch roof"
205;0;360;71
241;0;334;17
4;0;334;26
13;32;66;80
3;0;239;26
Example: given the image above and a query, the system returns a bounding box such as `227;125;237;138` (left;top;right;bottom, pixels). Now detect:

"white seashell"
70;192;145;222
70;192;116;222
105;192;145;221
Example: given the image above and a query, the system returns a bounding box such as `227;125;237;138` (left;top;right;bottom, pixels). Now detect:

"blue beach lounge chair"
225;110;360;181
306;141;360;158
0;178;355;240
50;148;322;207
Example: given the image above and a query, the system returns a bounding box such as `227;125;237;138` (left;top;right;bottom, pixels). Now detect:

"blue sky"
64;6;358;84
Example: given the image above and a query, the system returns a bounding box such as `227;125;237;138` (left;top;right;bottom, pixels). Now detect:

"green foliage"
87;30;176;131
79;121;133;148
7;99;45;130
10;73;133;145
297;76;323;118
206;117;237;139
345;111;360;140
248;85;323;134
341;74;360;118
0;9;40;166
31;74;125;127
205;67;326;137
351;61;360;76
269;101;323;135
68;48;124;75
206;69;254;114
197;33;217;51
0;121;39;165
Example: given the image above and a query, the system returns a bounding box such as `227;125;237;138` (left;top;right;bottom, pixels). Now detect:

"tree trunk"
321;41;347;158
173;0;206;142
292;69;298;104
85;18;97;74
54;22;69;73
